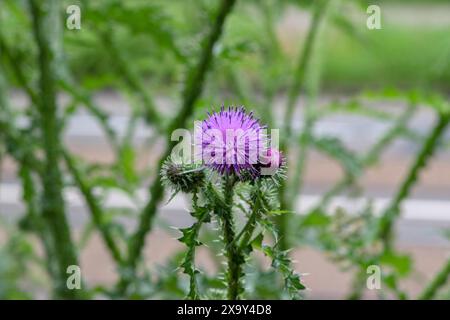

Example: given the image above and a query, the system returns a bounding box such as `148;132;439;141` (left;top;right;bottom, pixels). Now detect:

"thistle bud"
238;148;286;184
161;158;205;193
257;148;286;185
259;148;283;170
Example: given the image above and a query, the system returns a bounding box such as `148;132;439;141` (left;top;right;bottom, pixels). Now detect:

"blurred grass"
322;26;450;91
71;3;450;93
2;0;449;94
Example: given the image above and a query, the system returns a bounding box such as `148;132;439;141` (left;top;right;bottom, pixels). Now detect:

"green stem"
419;257;450;300
30;0;80;299
257;0;281;126
287;115;313;207
184;191;209;299
280;0;332;152
59;80;120;154
63;151;124;266
378;112;450;248
348;109;450;300
18;164;58;279
0;61;57;280
99;27;163;132
346;269;366;300
278;0;334;250
237;183;262;251
0;34;38;104
219;176;243;300
310;103;417;213
236;210;258;251
120;0;237;293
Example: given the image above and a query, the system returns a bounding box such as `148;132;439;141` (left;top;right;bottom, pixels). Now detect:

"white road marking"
0;183;449;222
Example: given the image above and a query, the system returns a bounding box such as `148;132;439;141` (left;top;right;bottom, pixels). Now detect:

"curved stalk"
310;103;417;213
419;257;450;300
30;0;80;298
378;112;450;248
63;151;124;266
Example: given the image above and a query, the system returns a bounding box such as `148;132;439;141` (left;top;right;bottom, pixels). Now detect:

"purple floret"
195;106;269;178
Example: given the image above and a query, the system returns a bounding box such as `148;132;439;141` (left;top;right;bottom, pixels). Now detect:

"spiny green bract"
160;157;205;193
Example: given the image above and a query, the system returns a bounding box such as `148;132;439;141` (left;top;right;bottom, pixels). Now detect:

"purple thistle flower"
195;106;268;178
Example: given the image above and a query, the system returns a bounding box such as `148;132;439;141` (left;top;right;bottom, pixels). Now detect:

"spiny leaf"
177;196;211;299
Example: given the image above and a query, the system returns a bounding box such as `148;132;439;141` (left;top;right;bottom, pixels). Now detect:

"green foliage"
177;195;211;299
0;235;35;299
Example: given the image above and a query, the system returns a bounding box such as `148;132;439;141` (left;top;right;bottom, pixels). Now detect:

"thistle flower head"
195;106;268;178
